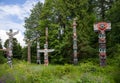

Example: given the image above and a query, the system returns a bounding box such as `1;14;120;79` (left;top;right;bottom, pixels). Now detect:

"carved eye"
100;24;105;29
99;34;105;38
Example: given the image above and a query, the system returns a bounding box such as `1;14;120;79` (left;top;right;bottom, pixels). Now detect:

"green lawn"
0;60;119;83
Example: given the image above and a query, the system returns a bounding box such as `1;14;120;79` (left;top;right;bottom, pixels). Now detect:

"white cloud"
0;30;25;48
0;20;25;32
0;0;44;47
0;30;8;47
0;0;43;20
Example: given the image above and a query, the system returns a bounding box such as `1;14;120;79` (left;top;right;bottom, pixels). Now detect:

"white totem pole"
6;29;19;67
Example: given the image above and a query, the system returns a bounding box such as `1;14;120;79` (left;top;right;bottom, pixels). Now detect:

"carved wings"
13;31;19;36
6;30;19;36
38;49;54;53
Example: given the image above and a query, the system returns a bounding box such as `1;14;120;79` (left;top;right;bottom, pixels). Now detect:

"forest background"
0;0;120;65
0;0;120;83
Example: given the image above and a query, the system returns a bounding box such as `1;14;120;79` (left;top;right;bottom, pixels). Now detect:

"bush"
0;60;118;83
0;55;6;64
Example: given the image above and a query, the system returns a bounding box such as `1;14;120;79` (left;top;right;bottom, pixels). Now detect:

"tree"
24;2;43;39
106;0;120;57
0;38;6;64
93;0;115;21
22;46;27;61
0;38;3;54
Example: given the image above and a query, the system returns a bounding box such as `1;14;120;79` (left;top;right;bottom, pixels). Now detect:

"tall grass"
0;60;119;83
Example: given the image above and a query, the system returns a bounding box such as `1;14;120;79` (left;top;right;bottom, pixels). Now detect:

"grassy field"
0;60;119;83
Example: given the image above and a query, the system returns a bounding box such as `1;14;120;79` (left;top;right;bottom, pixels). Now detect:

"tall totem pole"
37;35;41;64
6;29;19;67
37;27;54;66
73;18;78;65
94;22;111;66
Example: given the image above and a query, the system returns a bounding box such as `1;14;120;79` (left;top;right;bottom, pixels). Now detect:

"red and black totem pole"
94;22;111;66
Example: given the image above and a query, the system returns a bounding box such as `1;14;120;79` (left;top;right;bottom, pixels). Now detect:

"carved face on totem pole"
94;22;111;31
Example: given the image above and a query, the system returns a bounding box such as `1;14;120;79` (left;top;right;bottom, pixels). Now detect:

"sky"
0;0;44;47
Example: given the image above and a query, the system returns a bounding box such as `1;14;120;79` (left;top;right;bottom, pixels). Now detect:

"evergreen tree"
93;0;115;21
106;0;120;57
24;2;43;39
0;38;6;63
0;38;3;54
22;46;27;61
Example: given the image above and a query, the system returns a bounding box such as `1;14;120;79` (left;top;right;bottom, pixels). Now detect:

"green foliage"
106;0;120;60
24;2;43;39
0;60;119;83
21;46;27;61
0;55;6;64
31;42;37;63
93;0;114;20
107;0;120;44
0;38;6;64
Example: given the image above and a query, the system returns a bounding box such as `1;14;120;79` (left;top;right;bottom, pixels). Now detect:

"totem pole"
46;27;48;46
58;26;64;39
6;29;19;68
26;39;31;63
37;27;54;66
94;22;111;66
24;36;39;63
73;18;78;65
37;37;41;64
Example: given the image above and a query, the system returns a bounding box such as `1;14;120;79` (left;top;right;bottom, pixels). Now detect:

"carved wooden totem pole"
94;22;111;66
73;18;78;65
37;37;41;64
37;27;54;66
6;29;19;68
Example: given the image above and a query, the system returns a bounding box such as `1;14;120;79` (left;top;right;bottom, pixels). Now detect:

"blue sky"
0;0;44;47
0;0;26;5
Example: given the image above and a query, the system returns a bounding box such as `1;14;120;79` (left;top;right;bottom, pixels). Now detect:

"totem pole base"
73;58;78;65
37;60;41;64
100;58;106;66
7;56;12;68
44;59;49;66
